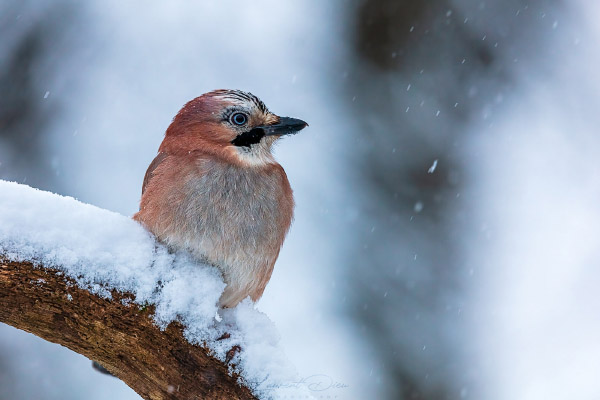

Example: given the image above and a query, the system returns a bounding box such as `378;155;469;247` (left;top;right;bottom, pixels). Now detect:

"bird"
133;89;307;308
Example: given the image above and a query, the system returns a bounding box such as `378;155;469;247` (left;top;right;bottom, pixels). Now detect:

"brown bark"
0;258;257;400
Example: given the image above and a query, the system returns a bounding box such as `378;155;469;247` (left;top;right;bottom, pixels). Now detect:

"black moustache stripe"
231;128;265;148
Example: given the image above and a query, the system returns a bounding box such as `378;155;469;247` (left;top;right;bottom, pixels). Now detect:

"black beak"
261;117;308;136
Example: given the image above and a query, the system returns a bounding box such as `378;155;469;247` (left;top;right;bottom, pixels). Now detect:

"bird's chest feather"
176;163;292;260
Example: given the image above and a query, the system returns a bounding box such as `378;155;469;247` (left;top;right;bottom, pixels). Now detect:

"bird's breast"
174;161;294;270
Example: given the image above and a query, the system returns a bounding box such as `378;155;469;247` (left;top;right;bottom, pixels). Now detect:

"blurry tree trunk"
0;258;256;400
0;1;81;193
343;0;558;398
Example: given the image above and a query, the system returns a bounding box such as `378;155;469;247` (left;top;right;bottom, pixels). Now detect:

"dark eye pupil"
232;113;247;125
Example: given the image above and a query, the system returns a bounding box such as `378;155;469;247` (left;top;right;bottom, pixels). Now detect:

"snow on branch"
0;181;307;400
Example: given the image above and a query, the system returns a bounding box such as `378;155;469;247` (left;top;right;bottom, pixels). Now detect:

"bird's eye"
231;112;248;126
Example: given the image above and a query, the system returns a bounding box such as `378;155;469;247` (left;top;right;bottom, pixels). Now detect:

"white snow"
427;159;438;173
0;180;310;400
413;201;424;213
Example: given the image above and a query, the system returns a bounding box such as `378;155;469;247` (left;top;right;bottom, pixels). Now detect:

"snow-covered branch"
0;181;307;400
0;258;255;399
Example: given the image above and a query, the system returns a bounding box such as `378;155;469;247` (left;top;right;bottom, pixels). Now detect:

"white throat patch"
233;140;277;166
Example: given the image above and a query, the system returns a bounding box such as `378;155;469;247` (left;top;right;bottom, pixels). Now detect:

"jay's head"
163;89;307;166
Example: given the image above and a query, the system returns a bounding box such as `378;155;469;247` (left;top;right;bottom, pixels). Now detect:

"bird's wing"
141;152;168;196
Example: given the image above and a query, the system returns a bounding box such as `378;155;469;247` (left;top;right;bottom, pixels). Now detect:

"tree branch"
0;258;257;400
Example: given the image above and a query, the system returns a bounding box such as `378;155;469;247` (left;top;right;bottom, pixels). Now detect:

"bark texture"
0;258;257;400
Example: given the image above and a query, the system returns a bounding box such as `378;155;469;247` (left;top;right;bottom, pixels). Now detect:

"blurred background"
1;1;599;399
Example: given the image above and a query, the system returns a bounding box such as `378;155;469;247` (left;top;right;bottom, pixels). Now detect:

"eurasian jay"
134;90;307;307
